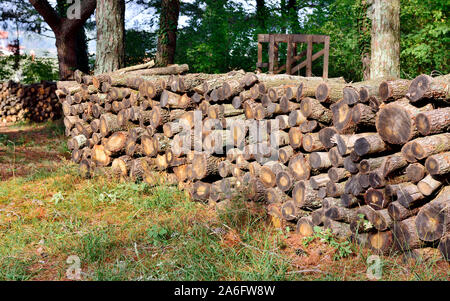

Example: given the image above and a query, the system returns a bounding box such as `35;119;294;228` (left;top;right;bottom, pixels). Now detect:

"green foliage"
21;56;59;84
125;29;157;66
303;226;353;261
0;56;15;80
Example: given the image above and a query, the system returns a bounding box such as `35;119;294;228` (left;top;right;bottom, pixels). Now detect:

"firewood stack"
0;80;61;123
58;62;450;261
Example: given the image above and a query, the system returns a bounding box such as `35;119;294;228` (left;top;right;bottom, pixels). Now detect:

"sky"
2;0;257;58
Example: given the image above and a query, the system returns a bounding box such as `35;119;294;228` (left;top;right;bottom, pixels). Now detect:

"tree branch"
28;0;61;32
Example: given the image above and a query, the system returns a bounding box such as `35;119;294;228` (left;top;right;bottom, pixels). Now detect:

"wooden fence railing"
256;34;330;78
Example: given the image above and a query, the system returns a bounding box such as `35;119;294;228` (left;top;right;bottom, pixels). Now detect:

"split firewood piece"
292;180;321;209
309;173;330;189
328;147;344;167
415;186;449;242
323;218;352;238
387;201;421;222
281;201;309;221
375;99;433;144
315;81;346;104
288;154;311;181
191;153;224;180
378;79;411;102
425;151;450;176
368;231;396;255
325;206;359;224
438;233;450;261
354;133;390;157
296;216;315;236
405;163;426;183
299;97;332;124
406;73;450;103
411;133;450;160
417;174;443;196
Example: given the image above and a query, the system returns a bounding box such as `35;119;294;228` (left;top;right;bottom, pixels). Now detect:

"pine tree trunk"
95;0;126;74
369;0;400;79
156;0;180;66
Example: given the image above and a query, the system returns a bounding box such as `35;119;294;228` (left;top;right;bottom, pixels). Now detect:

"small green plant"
303;226;353;261
51;191;64;205
146;225;170;246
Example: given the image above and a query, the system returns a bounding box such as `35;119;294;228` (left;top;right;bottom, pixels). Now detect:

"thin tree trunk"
369;0;400;79
95;0;125;74
156;0;180;67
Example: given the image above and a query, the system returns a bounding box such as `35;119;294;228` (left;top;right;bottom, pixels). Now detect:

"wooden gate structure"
256;34;330;78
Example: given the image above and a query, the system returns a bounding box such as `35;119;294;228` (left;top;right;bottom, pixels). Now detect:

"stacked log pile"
59;64;450;261
0;80;61;123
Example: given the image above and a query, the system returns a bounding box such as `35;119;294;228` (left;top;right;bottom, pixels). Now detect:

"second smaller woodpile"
0;80;61;123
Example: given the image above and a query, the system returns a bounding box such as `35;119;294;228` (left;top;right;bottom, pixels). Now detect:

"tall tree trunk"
155;0;180;67
287;0;299;32
369;0;400;79
29;0;96;80
95;0;125;74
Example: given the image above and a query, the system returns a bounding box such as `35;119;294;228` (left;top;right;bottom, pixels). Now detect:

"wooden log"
406;74;450;103
354;133;389;157
359;156;387;174
276;170;294;193
379;79;411;101
292;180;321;209
309;173;330;189
302;133;325;152
191;181;211;201
415;107;450;136
368;231;396;255
394;216;427;251
327;167;350;183
105;131;128;155
331;100;355;133
299;97;332;124
425;151;450;176
326;181;346;198
375;99;433;145
415;186;450;242
192;153;223;179
397;183;425;209
278;145;294;164
247;177;266;202
383;152;408;177
405;163;425;183
296;217;315;236
438;233;450;261
324;206;359;223
288;127;303;149
315;82;346;103
265;187;290;204
259;161;285;188
323;218;352;238
343;157;359;174
328;147;344;167
411;133;450;160
111;155;132;178
288;154;311;181
341;193;361;208
92;144;111;167
309;152;332;170
318;127;339;149
281;201;309;221
387;201;421;222
311;208;325;226
417;174;443;196
351;103;376;128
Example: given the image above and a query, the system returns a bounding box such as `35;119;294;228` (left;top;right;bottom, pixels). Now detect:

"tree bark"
369;0;400;79
155;0;180;66
95;0;125;74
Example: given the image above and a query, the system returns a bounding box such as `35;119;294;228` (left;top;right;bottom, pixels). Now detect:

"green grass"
0;120;448;281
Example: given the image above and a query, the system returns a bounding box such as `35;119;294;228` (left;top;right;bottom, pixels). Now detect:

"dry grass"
0;121;448;281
